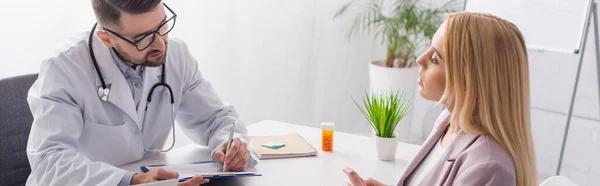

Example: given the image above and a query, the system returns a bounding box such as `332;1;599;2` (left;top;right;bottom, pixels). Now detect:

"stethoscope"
88;23;176;153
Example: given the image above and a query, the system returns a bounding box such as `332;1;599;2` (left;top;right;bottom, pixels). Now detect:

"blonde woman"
343;12;537;186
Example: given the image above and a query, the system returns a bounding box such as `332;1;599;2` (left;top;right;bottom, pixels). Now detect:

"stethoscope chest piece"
97;85;112;101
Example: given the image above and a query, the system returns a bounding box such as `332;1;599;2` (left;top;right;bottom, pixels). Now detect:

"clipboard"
140;161;262;182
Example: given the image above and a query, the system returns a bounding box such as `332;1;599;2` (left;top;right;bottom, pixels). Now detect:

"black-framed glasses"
100;3;177;51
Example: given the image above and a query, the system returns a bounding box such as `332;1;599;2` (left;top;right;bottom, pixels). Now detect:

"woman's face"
416;23;446;102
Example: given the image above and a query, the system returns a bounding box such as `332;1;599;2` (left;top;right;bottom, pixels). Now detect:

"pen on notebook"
223;121;236;171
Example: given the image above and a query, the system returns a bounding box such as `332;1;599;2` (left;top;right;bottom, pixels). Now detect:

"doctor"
26;0;259;185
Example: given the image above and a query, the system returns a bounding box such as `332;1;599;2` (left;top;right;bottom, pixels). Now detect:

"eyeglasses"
100;3;177;51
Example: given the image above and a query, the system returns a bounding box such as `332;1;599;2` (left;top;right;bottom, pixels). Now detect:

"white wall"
2;0;600;185
0;1;96;78
528;23;600;184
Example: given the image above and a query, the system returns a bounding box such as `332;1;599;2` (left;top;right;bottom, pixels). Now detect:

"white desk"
120;120;421;186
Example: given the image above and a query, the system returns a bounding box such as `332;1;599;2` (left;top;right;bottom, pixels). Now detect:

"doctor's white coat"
25;32;259;185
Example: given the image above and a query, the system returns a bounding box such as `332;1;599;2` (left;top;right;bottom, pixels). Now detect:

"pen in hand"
222;122;236;172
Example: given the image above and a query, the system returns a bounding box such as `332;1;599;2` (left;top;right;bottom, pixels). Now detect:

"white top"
321;122;335;130
119;120;422;186
405;139;446;185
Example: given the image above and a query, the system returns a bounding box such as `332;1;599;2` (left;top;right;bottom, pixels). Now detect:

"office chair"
0;74;38;186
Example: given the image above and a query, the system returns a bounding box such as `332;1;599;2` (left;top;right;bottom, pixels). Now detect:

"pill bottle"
321;122;335;152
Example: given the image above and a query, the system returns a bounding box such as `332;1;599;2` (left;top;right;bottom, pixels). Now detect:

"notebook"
250;134;318;159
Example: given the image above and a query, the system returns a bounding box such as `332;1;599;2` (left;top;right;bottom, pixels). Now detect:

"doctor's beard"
113;43;168;67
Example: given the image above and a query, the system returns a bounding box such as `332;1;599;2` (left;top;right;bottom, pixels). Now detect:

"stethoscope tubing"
88;23;176;153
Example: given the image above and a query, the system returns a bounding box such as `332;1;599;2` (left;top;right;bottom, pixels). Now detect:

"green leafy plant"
353;90;412;138
334;0;461;68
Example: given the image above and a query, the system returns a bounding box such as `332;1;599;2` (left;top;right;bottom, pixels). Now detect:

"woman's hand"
342;167;389;186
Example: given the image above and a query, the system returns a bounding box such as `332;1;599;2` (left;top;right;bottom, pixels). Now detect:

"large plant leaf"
334;0;463;67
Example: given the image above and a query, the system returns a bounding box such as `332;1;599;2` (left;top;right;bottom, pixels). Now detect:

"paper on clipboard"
141;161;261;181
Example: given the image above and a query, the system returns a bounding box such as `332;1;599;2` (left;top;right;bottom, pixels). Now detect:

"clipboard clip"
197;172;236;178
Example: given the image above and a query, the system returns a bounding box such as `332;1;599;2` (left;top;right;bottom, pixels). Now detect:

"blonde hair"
441;12;537;186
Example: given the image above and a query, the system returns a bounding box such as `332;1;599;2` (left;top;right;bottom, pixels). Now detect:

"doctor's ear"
96;31;115;48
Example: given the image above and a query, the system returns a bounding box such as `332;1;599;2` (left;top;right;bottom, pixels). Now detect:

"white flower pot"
368;61;419;143
375;134;398;161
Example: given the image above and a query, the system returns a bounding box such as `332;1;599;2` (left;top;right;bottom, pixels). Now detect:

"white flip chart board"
465;0;593;54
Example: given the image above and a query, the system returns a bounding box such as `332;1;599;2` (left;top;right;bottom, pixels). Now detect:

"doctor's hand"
214;137;251;172
343;167;389;186
131;168;210;186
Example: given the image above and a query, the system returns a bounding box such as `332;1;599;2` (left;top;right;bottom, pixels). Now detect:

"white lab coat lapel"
91;34;139;127
137;65;163;131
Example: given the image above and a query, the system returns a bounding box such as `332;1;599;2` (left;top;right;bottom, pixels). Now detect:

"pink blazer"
397;110;517;186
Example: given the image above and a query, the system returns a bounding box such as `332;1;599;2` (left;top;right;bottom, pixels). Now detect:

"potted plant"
353;89;412;161
335;0;459;142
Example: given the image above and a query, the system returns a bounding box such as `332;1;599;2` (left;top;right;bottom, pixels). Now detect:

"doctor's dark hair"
92;0;162;29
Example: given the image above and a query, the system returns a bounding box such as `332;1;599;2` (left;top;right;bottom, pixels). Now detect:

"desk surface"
120;120;421;186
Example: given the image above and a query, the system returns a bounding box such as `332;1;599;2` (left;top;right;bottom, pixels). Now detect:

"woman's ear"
96;30;114;48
